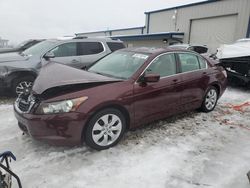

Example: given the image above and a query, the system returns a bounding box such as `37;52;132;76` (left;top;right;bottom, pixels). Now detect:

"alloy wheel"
205;89;217;111
92;114;122;147
16;81;33;96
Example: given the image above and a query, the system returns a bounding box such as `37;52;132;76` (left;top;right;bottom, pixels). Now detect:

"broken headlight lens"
35;96;88;114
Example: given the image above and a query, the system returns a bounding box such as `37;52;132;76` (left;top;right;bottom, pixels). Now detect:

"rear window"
198;56;208;69
107;42;125;52
78;42;104;55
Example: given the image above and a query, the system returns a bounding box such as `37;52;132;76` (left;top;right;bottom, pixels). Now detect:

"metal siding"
189;14;238;53
145;0;218;14
148;10;176;33
78;32;108;37
149;0;250;44
112;28;142;35
124;40;167;48
179;0;250;43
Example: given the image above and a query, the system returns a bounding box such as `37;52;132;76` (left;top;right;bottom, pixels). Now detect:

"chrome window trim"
135;51;208;84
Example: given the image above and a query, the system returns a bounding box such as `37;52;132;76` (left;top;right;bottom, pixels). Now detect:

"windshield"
22;40;57;56
88;51;149;79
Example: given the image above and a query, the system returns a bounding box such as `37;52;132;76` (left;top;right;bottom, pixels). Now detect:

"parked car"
217;39;250;86
0;37;125;96
0;39;44;54
169;44;208;54
14;47;227;150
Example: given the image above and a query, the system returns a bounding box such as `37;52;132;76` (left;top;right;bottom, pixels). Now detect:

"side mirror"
140;73;160;83
44;52;55;60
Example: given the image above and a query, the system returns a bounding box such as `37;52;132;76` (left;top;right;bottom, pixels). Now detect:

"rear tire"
200;86;218;112
84;108;126;150
11;76;34;97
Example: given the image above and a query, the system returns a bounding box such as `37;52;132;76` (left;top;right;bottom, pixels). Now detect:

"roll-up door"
189;15;237;53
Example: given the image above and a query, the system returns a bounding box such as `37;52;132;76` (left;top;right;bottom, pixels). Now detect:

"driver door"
133;53;182;127
46;42;82;69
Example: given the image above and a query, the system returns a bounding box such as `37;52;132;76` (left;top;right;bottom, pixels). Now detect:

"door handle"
71;59;79;63
203;72;207;75
173;79;178;82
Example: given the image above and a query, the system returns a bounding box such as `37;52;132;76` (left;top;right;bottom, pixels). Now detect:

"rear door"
133;53;182;126
177;52;209;110
78;42;107;68
48;42;82;68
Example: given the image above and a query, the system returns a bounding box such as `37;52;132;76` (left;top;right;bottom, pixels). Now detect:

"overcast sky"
0;0;206;44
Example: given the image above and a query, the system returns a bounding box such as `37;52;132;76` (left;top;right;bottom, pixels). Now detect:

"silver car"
0;37;125;96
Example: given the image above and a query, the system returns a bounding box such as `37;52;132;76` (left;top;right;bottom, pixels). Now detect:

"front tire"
84;108;126;150
200;86;218;112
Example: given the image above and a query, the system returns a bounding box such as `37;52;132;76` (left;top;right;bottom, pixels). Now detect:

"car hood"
0;52;29;62
33;62;122;95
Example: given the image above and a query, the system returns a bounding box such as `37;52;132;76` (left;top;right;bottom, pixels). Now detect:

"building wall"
148;0;250;43
77;27;144;37
76;0;250;51
147;10;176;33
78;31;110;37
112;28;143;36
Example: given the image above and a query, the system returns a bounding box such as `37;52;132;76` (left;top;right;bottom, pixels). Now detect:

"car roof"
120;47;190;54
169;44;190;49
47;37;123;43
170;43;208;48
121;47;167;54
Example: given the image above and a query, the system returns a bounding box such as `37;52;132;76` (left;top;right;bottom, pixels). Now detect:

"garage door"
189;15;237;53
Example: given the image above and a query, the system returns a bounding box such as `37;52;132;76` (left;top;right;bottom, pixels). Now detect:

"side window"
178;53;200;73
146;53;176;77
50;42;77;57
79;42;104;55
198;56;208;69
107;42;125;52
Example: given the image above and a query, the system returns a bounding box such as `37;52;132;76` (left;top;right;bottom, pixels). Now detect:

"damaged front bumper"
14;99;88;146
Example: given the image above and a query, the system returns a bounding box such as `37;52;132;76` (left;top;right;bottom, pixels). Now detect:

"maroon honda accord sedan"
14;47;227;150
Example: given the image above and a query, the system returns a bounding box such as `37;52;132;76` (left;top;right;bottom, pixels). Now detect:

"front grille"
16;94;36;113
18;99;30;112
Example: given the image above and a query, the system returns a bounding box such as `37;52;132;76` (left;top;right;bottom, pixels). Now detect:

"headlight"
35;96;88;114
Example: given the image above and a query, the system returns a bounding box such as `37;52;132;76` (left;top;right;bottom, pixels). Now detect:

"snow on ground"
0;87;250;188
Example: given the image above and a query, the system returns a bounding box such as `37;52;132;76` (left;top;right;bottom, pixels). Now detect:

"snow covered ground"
0;87;250;188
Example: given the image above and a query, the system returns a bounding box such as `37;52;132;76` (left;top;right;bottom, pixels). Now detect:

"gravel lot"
0;87;250;188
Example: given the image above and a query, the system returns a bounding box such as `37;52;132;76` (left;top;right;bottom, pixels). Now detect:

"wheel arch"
9;70;37;86
210;82;221;96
